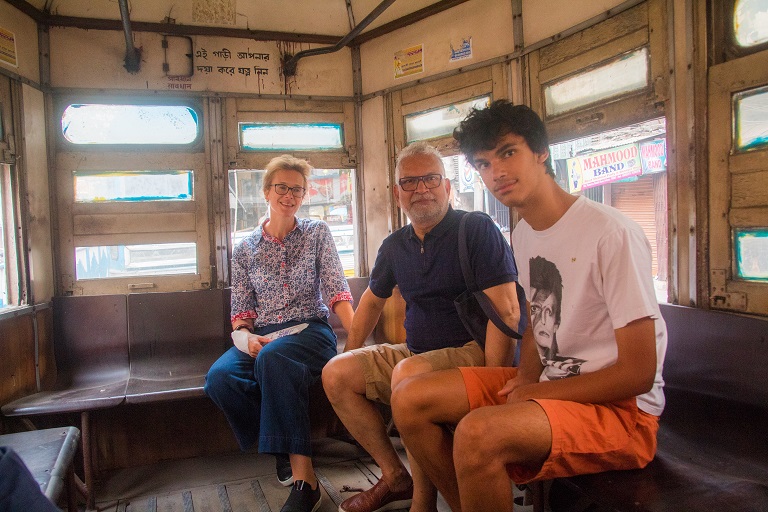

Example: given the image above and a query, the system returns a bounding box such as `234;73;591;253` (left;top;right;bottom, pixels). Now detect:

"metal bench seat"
0;426;81;511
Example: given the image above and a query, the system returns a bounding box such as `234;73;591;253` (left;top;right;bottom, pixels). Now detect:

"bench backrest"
125;289;230;402
52;294;130;388
660;304;768;409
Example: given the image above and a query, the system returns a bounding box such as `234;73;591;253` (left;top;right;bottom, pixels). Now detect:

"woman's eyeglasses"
397;174;443;191
271;183;307;198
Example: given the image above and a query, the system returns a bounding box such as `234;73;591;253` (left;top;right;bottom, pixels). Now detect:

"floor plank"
96;437;491;512
224;481;268;512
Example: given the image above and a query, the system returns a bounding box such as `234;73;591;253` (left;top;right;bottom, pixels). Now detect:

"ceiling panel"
22;0;449;37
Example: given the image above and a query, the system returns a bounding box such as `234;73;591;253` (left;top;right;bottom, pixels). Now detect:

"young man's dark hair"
453;100;556;178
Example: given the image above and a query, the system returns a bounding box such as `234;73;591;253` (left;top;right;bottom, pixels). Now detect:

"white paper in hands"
231;323;310;355
231;330;252;354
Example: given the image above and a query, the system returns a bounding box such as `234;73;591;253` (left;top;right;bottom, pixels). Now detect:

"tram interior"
1;0;768;511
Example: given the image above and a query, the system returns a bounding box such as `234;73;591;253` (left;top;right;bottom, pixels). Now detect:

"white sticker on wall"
450;37;472;62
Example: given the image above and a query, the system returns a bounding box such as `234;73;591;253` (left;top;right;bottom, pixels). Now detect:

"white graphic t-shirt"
512;196;667;416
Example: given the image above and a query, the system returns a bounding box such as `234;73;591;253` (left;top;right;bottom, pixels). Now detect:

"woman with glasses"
205;155;354;512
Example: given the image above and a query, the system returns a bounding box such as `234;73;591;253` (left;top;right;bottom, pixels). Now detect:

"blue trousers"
204;318;337;456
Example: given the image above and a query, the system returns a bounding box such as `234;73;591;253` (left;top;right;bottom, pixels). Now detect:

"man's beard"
404;195;447;225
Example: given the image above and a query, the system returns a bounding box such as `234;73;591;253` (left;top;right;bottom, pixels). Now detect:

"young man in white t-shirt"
391;101;667;512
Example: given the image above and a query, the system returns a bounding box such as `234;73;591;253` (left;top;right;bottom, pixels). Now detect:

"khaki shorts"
351;342;485;405
459;366;660;484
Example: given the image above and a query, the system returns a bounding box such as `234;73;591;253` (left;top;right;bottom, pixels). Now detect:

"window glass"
733;86;768;151
75;243;197;280
62;104;199;144
74;170;193;202
405;96;491;143
734;0;768;47
239;123;343;151
548;118;668;303
230;168;356;276
544;48;649;117
735;229;768;281
0;176;6;307
440;154;511;245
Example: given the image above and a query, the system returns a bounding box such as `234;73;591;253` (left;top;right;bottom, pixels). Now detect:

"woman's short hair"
262;155;311;195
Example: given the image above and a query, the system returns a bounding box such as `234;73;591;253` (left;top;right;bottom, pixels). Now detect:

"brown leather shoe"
338;479;413;512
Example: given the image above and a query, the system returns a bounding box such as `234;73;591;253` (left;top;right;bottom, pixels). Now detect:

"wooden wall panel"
36;307;57;391
0;315;37;405
92;399;240;471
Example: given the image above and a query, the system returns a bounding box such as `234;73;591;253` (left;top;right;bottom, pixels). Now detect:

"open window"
0;75;24;309
527;0;671;302
389;64;512;240
226;99;358;276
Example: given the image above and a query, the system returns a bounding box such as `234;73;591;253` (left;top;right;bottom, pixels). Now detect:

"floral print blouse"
230;218;352;327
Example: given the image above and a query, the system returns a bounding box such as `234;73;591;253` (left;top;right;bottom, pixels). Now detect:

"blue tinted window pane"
62;104;199;144
75;243;197;280
734;87;768;151
405;96;491;143
734;0;768;47
735;230;768;281
239;123;343;151
74;170;193;202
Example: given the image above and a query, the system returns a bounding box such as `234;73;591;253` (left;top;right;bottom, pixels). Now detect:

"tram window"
544;48;649;118
230;168;356;276
75;243;197;280
74;170;193;202
61;104;199;145
405;96;490;143
734;0;768;47
550;118;668;302
239;123;344;151
419;154;509;244
733;86;768;151
0;171;8;308
735;230;768;281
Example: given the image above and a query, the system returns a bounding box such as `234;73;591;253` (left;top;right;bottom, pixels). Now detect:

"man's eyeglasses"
398;174;443;192
271;183;307;198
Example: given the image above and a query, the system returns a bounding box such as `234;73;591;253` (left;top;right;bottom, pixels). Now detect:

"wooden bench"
0;426;81;511
539;304;768;512
124;288;230;404
1;278;392;507
1;295;129;508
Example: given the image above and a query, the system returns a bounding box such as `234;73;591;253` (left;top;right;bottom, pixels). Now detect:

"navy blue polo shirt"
369;207;519;353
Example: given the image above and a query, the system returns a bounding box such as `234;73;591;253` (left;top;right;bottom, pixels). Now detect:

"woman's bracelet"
235;324;253;333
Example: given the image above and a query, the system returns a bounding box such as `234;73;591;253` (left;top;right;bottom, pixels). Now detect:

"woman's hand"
247;335;271;358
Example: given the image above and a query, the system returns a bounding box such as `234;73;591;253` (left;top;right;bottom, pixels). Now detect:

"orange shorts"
459;366;659;484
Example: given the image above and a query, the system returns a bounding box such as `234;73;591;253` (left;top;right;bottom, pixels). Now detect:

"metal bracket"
709;269;747;311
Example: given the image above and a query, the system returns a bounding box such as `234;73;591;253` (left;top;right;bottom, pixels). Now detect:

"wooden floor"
93;437;436;512
93;436;535;512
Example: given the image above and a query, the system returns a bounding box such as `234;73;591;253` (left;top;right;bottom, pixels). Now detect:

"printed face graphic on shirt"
529;256;586;380
531;289;558;347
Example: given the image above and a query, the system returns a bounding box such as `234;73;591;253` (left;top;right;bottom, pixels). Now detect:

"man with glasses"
392;102;667;512
323;141;523;512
